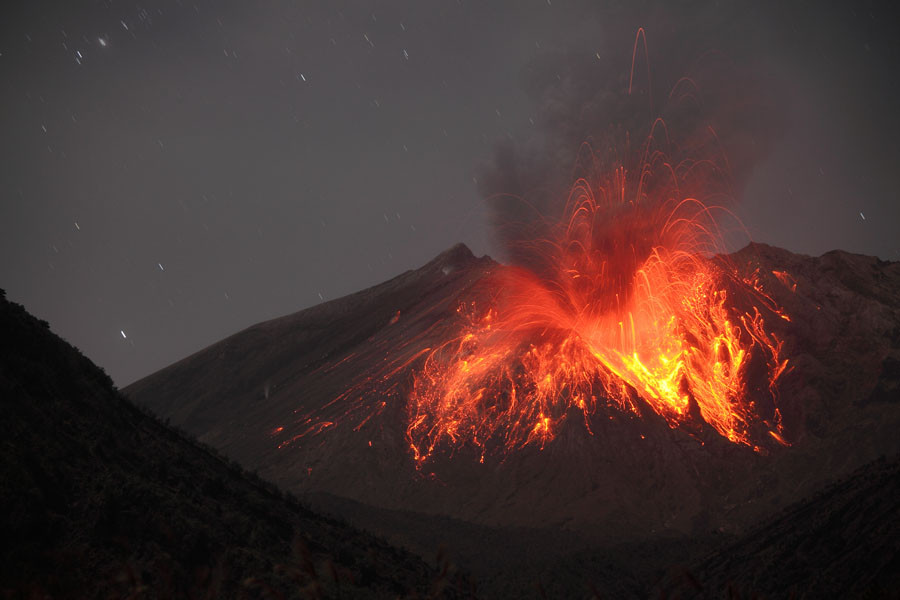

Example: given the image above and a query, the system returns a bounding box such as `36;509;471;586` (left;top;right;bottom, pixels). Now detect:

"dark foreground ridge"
667;453;900;598
485;453;900;598
0;289;468;599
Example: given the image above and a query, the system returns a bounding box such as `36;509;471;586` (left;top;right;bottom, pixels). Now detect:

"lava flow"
281;36;793;465
405;141;791;464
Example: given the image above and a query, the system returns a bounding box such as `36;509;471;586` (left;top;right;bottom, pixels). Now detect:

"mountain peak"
424;242;481;273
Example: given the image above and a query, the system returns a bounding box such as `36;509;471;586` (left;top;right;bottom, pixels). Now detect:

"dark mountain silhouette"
0;289;466;599
483;452;900;598
659;453;900;598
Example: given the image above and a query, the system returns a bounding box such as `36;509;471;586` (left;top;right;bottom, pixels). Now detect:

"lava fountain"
406;137;791;464
283;32;792;465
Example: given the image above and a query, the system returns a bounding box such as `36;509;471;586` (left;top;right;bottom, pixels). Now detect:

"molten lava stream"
280;70;792;464
404;152;790;464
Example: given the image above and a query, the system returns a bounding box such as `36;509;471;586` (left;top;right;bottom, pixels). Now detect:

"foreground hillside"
658;453;900;598
0;289;463;599
473;453;900;598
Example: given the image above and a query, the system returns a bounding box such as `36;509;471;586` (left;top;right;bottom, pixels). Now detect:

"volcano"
125;241;900;558
122;28;900;585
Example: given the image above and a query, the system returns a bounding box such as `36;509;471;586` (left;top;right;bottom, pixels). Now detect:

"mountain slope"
0;289;461;599
124;243;900;546
658;453;900;598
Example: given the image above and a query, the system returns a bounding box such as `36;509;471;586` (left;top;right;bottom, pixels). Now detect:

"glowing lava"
281;33;793;465
404;139;790;464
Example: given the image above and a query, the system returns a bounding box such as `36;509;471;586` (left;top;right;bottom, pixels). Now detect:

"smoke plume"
479;6;789;268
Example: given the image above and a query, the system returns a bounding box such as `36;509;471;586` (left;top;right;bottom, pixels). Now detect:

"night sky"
2;0;898;386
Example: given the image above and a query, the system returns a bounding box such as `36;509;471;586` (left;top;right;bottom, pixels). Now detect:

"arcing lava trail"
287;120;792;465
406;155;792;462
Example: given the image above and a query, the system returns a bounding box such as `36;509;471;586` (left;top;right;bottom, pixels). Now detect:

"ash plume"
478;5;789;270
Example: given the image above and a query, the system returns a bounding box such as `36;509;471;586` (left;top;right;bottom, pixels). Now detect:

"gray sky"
2;0;898;386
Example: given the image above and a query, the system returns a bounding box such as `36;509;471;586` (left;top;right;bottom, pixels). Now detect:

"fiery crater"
281;34;793;465
407;151;791;464
283;138;792;465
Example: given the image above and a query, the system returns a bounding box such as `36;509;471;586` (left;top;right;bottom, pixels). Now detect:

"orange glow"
277;137;793;465
772;270;798;293
277;32;793;466
403;141;791;463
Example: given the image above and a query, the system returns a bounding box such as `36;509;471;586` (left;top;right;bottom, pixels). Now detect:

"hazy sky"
2;0;898;385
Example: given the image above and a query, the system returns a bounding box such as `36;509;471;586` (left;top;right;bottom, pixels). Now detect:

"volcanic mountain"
0;289;462;598
125;242;900;558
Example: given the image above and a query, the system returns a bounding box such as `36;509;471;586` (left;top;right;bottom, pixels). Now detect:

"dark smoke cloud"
478;4;789;266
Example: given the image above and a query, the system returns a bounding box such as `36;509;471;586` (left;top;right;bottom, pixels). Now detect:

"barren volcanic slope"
667;453;900;598
126;243;900;556
0;290;461;599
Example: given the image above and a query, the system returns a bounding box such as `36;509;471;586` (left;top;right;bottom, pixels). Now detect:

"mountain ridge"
0;288;463;598
124;241;900;551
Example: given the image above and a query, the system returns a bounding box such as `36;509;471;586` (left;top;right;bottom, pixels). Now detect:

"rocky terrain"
0;289;465;599
658;454;900;598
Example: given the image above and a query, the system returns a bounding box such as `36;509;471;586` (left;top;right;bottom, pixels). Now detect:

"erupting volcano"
284;35;793;465
405;155;791;462
13;2;900;595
